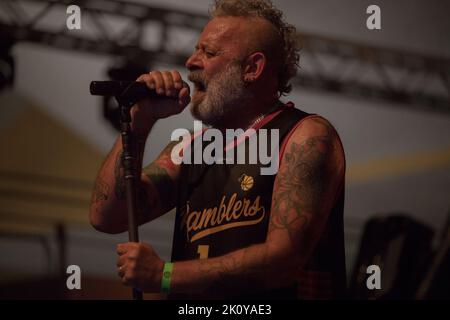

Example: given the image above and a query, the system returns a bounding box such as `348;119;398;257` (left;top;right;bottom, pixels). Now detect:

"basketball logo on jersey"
238;174;254;191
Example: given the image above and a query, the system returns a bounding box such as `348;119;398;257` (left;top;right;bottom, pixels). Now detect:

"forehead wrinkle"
200;17;247;52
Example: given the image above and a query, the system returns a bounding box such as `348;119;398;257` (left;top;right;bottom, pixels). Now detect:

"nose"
185;50;203;71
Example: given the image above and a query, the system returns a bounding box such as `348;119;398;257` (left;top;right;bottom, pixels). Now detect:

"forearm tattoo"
142;165;176;212
92;176;110;204
114;151;126;200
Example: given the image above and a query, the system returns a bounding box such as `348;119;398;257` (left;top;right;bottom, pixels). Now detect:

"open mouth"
194;81;207;92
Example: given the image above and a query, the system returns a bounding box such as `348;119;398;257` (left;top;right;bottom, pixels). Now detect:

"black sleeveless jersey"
170;105;346;299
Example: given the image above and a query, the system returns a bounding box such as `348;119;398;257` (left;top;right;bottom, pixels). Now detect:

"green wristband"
161;262;173;294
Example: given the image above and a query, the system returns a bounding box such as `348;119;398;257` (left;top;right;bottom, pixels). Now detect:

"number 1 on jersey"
197;245;209;259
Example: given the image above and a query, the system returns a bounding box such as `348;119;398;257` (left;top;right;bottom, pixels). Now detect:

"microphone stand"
115;85;143;301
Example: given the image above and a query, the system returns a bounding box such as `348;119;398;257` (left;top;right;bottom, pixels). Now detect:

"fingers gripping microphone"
89;81;189;105
90;81;157;99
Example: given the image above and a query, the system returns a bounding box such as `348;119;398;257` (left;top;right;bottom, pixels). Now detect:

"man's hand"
116;242;164;292
131;70;191;137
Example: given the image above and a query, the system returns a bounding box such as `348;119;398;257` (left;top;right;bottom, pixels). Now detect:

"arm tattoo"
140;139;180;212
199;245;271;295
92;177;110;204
114;151;126;200
142;165;176;212
270;118;334;244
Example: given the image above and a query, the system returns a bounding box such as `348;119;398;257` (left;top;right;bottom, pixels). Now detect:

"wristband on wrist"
161;262;173;294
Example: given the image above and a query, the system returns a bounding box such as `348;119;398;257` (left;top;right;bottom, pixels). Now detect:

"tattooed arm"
89;68;191;234
89;135;181;234
167;116;345;295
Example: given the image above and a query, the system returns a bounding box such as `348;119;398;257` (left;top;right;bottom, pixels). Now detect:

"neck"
213;96;279;132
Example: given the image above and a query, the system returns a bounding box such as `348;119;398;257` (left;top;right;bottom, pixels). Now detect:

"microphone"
90;81;189;103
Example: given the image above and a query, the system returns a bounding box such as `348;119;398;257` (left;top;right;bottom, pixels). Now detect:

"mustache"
188;71;207;86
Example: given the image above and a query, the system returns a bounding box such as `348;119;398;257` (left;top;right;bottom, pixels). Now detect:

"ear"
242;52;266;83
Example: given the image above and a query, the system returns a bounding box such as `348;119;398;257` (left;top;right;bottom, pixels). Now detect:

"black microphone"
89;81;189;103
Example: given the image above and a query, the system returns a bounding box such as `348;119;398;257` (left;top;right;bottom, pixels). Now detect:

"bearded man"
90;0;346;299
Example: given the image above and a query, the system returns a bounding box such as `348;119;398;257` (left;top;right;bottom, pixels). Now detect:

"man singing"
90;0;346;299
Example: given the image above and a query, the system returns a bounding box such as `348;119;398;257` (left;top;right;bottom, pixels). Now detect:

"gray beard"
189;64;254;127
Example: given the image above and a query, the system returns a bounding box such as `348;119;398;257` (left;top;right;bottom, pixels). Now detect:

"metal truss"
296;33;450;113
1;0;449;113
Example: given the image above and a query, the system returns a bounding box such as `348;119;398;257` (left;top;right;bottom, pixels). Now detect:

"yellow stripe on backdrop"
347;147;450;184
0;98;104;230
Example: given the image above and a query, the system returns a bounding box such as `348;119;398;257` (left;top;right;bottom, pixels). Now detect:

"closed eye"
193;44;219;58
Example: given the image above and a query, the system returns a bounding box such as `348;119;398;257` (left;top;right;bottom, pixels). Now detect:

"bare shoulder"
280;114;345;178
290;115;341;142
